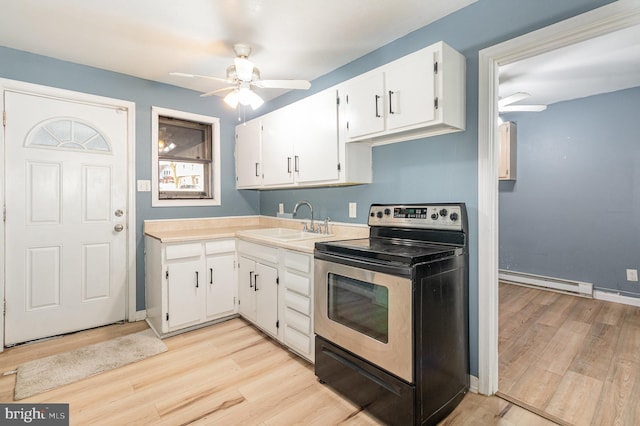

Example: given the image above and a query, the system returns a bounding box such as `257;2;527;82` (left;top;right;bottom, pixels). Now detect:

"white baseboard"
133;310;147;321
594;290;640;307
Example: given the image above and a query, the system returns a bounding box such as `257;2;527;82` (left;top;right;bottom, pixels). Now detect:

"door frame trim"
0;79;137;350
477;0;640;395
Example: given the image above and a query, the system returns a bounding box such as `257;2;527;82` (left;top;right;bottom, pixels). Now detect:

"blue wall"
500;87;640;297
0;0;615;377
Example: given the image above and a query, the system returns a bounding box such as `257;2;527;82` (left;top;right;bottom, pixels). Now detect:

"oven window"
327;273;389;343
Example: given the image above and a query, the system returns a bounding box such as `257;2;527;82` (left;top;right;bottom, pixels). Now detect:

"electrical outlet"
349;202;357;218
627;269;638;282
278;203;284;214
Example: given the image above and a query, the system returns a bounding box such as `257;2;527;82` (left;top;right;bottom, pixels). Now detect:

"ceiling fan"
498;92;547;113
170;44;311;110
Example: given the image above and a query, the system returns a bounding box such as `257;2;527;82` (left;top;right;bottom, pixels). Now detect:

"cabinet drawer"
284;250;311;273
284;325;311;355
237;240;279;264
285;289;311;316
284;271;311;296
205;239;236;255
285;307;311;334
165;243;202;260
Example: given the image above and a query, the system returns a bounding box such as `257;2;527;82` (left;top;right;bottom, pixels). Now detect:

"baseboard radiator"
499;269;593;297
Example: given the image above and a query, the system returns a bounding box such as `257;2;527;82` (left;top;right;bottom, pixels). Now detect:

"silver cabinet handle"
255;162;259;177
249;271;254;288
287;157;292;173
209;268;213;285
195;271;199;288
294;156;300;173
114;224;124;232
389;91;395;114
375;94;381;118
254;274;259;291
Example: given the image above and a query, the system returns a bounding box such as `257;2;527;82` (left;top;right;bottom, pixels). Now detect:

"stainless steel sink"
242;227;332;241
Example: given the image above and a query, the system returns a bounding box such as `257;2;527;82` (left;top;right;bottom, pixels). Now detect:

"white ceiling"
0;0;476;101
499;24;640;109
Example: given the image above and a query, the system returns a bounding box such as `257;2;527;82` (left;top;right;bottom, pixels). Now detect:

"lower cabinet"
237;241;315;362
145;237;238;337
238;255;279;337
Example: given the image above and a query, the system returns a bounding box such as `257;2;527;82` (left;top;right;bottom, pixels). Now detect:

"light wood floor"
0;318;554;425
499;282;640;425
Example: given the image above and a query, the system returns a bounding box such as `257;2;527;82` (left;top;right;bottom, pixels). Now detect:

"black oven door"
314;258;413;383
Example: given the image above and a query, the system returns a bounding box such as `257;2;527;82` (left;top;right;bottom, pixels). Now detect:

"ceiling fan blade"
169;72;229;83
255;79;311;90
499;104;547;112
234;57;255;81
200;86;236;97
498;92;531;108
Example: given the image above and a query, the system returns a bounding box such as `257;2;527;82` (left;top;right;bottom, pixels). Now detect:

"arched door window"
26;118;111;153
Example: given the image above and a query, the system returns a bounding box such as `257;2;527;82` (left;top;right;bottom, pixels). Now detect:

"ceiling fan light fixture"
223;87;264;110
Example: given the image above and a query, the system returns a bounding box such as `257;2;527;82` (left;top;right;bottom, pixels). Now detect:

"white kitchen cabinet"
235;119;262;188
499;121;517;180
205;251;237;319
237;241;280;338
342;41;465;145
282;250;314;362
145;237;237;337
260;89;340;187
235;90;371;190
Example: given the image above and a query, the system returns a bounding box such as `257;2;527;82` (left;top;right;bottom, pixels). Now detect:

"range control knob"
430;213;439;220
370;212;375;217
376;211;383;218
384;208;391;216
450;212;459;222
439;208;448;217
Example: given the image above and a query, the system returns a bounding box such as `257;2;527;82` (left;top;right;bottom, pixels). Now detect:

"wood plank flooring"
499;282;640;425
0;318;554;425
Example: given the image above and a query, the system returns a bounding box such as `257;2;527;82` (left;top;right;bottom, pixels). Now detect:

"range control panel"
368;204;464;230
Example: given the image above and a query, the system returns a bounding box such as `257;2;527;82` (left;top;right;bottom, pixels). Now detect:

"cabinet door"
294;90;340;184
238;256;256;322
205;254;237;319
254;262;279;337
344;72;385;140
235;119;262;188
261;106;295;186
385;47;436;132
167;259;202;330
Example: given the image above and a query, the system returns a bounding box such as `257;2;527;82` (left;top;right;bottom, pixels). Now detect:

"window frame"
151;107;221;207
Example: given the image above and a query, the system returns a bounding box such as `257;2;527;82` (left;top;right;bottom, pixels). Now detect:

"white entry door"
4;90;129;345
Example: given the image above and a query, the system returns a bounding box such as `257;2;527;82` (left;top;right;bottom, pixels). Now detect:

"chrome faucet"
293;200;315;232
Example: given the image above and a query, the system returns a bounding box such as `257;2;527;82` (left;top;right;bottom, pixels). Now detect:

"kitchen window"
151;107;221;207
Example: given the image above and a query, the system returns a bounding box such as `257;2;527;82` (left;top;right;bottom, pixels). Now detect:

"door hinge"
276;320;279;329
337;163;341;171
346;95;349;104
346;121;349;131
2;110;6;127
166;312;169;321
165;270;169;279
434;61;438;74
3;206;5;223
434;97;439;110
336;96;340;106
276;276;279;285
3;300;6;316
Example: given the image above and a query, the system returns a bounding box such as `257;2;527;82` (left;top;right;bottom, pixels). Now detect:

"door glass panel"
327;273;389;343
26;118;111;153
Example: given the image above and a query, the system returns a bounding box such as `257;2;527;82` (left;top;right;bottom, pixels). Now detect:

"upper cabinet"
236;89;372;190
235;119;262;189
235;41;465;189
498;121;517;180
342;41;465;146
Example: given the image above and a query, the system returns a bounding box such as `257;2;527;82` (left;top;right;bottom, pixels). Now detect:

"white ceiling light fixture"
171;43;310;110
498;92;547;113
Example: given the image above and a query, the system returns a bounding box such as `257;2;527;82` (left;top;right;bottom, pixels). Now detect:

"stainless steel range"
314;203;469;426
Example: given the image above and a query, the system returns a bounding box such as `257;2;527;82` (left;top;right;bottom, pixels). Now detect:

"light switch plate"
137;180;151;192
349;202;357;218
627;269;638;282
